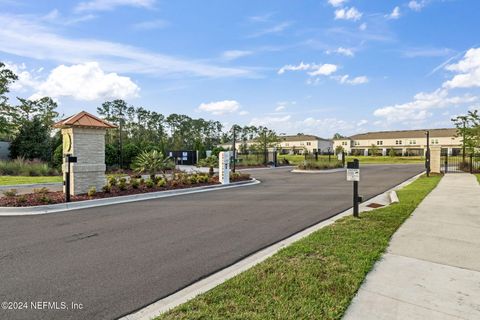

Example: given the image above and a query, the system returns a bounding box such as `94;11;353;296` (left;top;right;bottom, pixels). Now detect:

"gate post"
470;154;474;174
444;153;448;174
430;146;441;174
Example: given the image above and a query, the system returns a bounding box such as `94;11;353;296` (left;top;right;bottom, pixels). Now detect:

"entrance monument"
54;111;117;195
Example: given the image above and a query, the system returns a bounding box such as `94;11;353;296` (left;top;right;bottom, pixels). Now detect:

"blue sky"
1;0;480;138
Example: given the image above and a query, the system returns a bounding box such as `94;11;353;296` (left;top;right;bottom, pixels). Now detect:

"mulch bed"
0;175;251;207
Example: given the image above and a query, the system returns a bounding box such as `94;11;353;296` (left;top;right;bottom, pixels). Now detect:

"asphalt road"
0;164;424;320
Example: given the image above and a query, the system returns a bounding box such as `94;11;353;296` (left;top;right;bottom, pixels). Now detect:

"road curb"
119;171;426;320
0;179;260;216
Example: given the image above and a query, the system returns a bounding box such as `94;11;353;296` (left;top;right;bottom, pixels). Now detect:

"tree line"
0;62;279;169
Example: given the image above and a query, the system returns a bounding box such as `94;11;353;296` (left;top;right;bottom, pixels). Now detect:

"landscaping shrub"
87;187;96;197
2;189;17;197
145;179;154;188
297;160;343;170
0;158;59;176
108;176;117;187
157;178;167;187
197;156;218;176
132;150;173;180
102;185;111;193
37;194;53;204
131;179;140;189
118;180;127;191
17;195;27;204
33;187;49;194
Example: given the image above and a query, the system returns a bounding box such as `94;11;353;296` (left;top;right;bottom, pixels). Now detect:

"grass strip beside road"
476;174;480;184
157;174;441;320
0;175;62;186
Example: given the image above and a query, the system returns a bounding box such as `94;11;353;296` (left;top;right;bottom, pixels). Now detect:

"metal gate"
442;154;480;173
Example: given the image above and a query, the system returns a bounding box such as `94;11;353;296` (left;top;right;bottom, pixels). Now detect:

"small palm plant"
132;150;173;180
198;155;218;177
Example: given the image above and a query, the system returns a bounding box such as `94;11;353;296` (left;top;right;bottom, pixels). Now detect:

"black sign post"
64;154;77;203
347;159;362;218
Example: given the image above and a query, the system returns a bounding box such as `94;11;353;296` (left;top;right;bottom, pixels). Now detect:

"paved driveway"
0;164;424;320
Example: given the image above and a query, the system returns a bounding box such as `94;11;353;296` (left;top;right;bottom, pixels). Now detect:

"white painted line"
119;171;425;320
0;179;260;216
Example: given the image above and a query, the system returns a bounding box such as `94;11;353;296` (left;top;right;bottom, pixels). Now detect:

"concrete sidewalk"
343;173;480;320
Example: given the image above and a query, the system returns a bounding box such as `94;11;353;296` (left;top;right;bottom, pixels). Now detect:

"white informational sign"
346;169;360;182
219;151;230;184
206;150;212;157
337;153;343;161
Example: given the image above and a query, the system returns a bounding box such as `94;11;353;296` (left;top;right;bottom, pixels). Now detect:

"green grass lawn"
279;154;424;165
0;175;63;186
156;174;441;320
476;174;480;184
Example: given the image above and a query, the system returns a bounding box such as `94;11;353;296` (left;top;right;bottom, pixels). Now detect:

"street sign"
346;168;360;181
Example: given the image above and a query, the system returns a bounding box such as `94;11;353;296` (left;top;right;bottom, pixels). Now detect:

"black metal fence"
235;151;279;167
442;154;480;173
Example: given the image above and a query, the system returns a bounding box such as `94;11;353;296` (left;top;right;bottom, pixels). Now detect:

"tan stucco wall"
334;134;462;155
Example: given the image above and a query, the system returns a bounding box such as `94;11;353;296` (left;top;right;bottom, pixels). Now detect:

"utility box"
219;151;230;184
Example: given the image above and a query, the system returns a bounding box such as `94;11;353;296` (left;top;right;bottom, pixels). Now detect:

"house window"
354;141;360;146
409;140;416;145
431;139;439;145
396;140;402;145
306;142;311;146
342;141;348;146
377;141;383;145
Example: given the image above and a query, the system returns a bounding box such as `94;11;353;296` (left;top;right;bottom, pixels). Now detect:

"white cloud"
335;74;369;85
359;23;367;31
373;89;477;123
28;62;139;101
408;0;427;12
334;7;362;21
326;47;355;57
443;48;480;89
75;0;155;12
403;47;454;58
278;62;312;74
308;64;338;76
387;6;401;19
357;119;368;126
274;101;296;112
132;19;168;30
248;21;292;38
328;0;347;7
42;9;96;26
249;115;292;127
221;50;253;61
278;62;338;76
198;100;242;115
4;62;41;92
0;14;251;78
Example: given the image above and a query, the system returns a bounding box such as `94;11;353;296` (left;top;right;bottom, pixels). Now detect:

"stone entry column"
54;111;117;195
430;146;441;173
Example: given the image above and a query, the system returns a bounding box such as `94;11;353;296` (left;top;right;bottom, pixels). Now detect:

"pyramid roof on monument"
54;111;117;129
